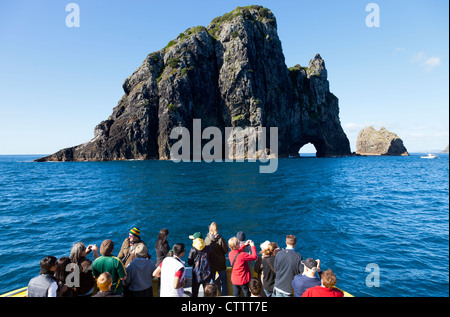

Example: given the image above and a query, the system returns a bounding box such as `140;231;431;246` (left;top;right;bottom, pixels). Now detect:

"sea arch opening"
289;138;326;158
298;143;317;157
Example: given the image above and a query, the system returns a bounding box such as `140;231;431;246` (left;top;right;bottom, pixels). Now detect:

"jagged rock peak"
307;53;327;78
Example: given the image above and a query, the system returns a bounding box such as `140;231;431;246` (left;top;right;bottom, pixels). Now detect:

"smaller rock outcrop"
441;145;449;153
356;126;409;156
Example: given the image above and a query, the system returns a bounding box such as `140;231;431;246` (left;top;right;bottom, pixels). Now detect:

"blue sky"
0;0;448;154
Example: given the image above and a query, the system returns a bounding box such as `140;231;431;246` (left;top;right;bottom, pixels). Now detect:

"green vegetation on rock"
165;40;177;50
164;26;207;51
232;114;245;122
208;5;274;39
167;58;181;69
168;104;176;112
180;66;194;76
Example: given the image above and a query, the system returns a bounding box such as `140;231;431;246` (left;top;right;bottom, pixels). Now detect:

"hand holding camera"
86;244;98;254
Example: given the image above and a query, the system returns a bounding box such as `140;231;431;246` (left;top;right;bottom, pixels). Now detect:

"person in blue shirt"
292;258;322;297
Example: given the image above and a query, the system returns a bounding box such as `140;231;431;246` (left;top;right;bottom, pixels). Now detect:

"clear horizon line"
1;152;448;156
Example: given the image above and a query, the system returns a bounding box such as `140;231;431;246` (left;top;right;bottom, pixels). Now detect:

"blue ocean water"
0;154;448;297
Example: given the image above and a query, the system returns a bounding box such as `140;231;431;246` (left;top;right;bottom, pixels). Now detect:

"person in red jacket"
228;237;258;297
302;269;344;297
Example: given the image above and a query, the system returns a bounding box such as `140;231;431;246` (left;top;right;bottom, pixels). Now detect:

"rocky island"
356;126;409;156
35;5;351;162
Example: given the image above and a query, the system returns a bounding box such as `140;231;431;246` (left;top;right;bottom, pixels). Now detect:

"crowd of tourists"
26;223;344;298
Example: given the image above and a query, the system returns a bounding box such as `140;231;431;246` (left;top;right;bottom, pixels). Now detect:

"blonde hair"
228;237;239;250
209;222;218;235
260;242;278;257
97;272;112;292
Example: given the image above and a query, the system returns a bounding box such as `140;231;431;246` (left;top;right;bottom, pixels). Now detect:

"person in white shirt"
153;243;186;297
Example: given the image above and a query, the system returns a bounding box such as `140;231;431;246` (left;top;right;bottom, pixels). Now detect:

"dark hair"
54;257;71;284
249;277;262;296
40;256;57;271
168;243;185;257
155;228;169;249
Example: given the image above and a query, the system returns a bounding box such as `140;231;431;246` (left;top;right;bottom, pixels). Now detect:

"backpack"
193;249;211;284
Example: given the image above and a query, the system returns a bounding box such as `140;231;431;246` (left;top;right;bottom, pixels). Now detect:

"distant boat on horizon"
421;153;438;159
